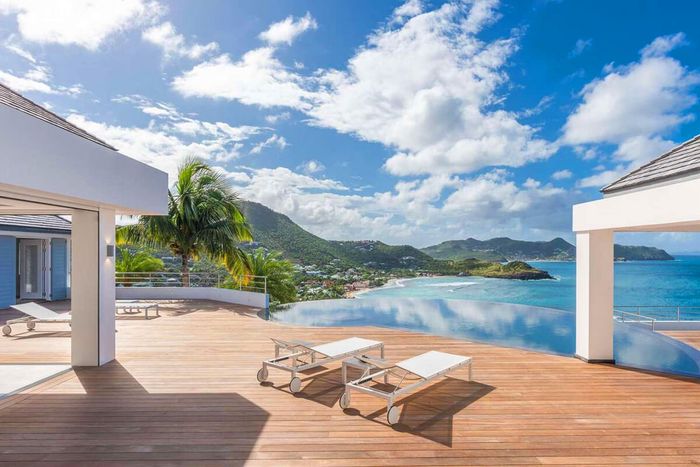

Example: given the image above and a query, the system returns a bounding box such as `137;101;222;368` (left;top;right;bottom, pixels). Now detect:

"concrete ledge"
116;287;269;309
575;354;615;364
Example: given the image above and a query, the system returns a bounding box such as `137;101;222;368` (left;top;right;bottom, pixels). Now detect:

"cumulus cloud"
309;0;555;176
563;33;698;177
225;165;573;245
142;21;218;60
0;0;162;50
172;48;313;109
259;12;317;46
173;0;556;177
66;97;270;179
0;63;82;95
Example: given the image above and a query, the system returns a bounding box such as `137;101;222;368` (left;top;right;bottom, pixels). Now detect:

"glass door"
19;239;44;300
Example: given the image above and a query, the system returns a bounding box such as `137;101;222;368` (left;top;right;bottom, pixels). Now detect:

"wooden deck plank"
1;299;700;465
660;330;700;350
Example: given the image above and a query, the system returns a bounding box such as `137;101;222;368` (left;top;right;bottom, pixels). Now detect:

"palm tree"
115;248;164;287
117;158;252;286
227;248;297;305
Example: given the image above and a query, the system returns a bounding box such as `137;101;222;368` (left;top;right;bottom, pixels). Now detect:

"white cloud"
226;165;573;245
265;112;291;124
172;48;313;109
67;98;267;178
392;0;424;22
173;0;555;176
259;12;317;46
641;32;687;59
250;134;288;154
0;0;162;50
142;21;218;60
0;63;82;95
569;38;592;57
3;35;35;62
563;33;698;169
551;169;572;180
308;0;555;176
577;167;626;189
298;160;325;174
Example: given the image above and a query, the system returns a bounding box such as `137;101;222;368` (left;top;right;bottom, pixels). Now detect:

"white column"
70;208;116;366
575;230;614;363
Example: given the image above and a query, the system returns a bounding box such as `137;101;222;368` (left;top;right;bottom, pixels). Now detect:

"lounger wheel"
256;367;268;383
387;405;401;426
339;391;351;409
2;325;11;336
289;377;302;394
26;321;36;331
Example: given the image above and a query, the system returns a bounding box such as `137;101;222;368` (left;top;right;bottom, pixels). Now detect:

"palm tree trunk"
181;254;190;287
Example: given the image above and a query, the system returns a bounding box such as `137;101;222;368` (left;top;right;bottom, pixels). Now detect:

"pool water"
269;298;700;378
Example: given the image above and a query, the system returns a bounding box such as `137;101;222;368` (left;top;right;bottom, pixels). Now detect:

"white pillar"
70;208;116;366
575;230;614;363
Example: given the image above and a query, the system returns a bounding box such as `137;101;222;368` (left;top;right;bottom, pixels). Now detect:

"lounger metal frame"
116;302;160;320
258;338;385;393
341;355;472;425
2;315;71;336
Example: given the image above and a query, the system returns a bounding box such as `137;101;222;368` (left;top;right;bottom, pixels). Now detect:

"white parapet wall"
116;287;269;309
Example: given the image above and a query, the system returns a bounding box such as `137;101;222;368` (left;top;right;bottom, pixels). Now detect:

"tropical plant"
115;247;164;287
116;158;252;286
226;248;297;305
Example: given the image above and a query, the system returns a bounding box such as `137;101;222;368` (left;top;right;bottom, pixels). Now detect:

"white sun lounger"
257;336;384;393
340;350;472;425
3;302;72;336
116;300;160;319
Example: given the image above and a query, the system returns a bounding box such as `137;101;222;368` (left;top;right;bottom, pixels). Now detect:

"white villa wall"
116;286;269;309
0;105;167;215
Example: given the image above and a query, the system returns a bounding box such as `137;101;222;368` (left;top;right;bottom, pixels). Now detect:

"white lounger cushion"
10;303;70;321
396;351;470;379
311;337;382;358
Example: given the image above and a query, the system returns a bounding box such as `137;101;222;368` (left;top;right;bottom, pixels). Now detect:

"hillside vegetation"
421;237;673;261
240;201;552;280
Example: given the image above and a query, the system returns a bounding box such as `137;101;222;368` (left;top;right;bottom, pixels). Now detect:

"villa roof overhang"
601;134;700;196
574;134;700;233
0;86;167;216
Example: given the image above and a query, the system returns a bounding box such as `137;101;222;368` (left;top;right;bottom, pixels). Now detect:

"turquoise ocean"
360;255;700;312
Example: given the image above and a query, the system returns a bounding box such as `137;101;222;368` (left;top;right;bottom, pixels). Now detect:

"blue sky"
1;0;699;251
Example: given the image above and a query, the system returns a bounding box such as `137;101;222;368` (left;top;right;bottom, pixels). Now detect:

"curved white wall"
116;286;269;309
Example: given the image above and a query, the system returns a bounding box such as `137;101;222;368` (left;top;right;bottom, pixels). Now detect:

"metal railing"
115;271;267;294
613;309;657;330
614;305;700;322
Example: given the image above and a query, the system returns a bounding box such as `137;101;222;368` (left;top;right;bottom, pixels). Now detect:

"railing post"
677;306;681;321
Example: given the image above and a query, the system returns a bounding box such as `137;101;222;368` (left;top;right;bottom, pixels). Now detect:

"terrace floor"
660;330;700;351
1;300;700;465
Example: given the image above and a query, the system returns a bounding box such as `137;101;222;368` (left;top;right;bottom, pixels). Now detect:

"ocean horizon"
359;255;700;313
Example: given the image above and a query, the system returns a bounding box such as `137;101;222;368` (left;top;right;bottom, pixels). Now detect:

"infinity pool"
268;298;700;378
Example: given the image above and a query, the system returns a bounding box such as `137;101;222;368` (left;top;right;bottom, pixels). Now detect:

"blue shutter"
0;236;16;308
51;238;68;300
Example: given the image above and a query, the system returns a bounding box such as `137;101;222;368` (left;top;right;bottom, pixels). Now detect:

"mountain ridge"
420;237;674;261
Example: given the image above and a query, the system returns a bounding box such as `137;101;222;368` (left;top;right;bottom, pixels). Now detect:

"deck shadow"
265;367;345;407
345;377;494;447
0;361;270;464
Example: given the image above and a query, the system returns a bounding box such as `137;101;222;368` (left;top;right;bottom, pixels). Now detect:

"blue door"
51;238;68;300
0;236;16;308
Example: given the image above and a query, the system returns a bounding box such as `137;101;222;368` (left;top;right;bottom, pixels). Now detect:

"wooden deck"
660;330;700;351
1;300;700;465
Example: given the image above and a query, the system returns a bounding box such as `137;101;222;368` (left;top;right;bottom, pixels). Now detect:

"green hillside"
421;237;674;261
240;201;434;268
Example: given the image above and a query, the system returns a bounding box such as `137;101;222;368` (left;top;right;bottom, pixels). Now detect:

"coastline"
345;276;418;298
